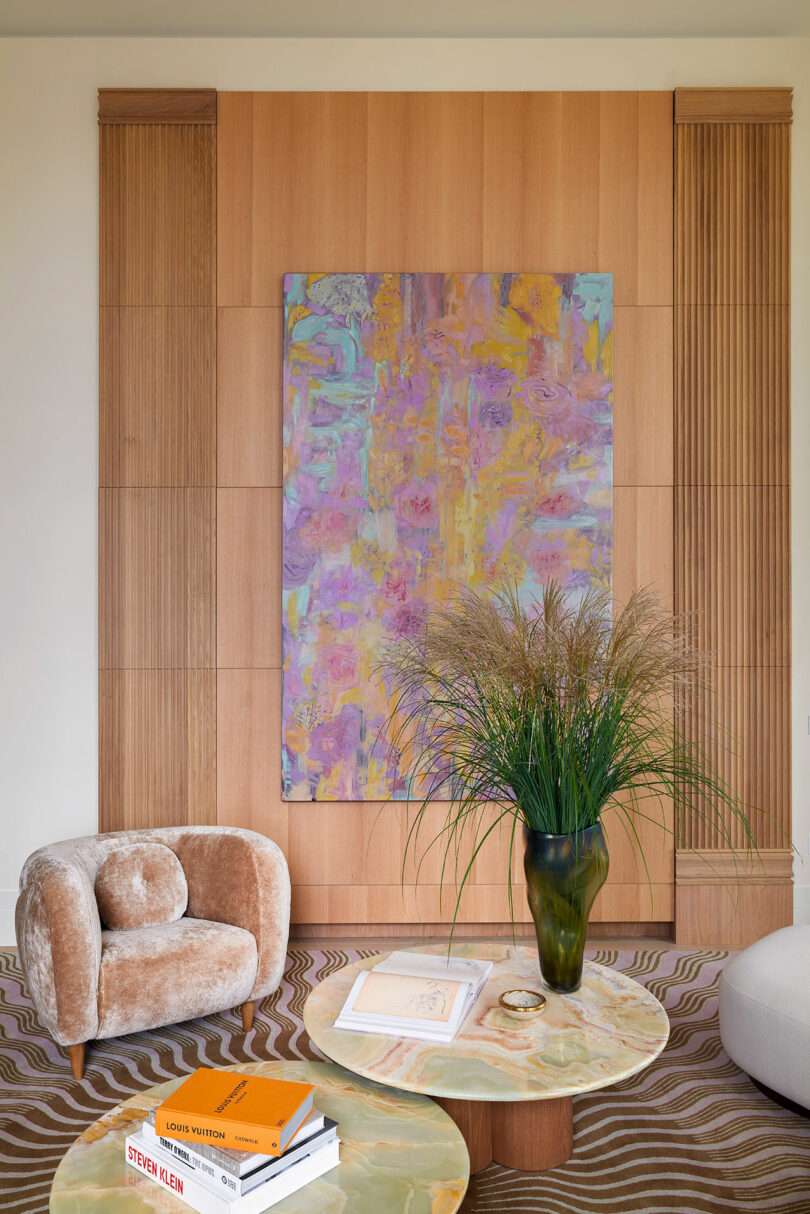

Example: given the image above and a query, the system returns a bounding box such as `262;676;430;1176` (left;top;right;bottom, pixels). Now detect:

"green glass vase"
523;823;609;993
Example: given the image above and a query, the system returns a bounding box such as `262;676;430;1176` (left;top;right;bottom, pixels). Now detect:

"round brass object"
499;989;547;1016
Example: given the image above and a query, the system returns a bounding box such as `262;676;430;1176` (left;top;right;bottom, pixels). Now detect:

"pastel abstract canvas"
282;272;613;801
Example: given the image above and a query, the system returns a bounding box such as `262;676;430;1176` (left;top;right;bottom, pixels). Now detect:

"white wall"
1;35;808;944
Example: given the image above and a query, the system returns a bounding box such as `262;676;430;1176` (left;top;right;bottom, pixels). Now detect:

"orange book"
154;1069;315;1157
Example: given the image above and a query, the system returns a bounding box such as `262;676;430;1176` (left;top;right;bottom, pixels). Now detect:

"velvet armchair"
15;826;291;1079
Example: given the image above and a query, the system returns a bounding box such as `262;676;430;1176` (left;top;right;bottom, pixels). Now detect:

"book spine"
142;1124;240;1195
154;1109;285;1156
125;1136;231;1214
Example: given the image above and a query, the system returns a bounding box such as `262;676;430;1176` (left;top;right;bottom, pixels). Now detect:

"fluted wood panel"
99;91;217;832
216;91;675;929
100;307;215;487
99;488;215;669
100;123;215;306
100;671;216;830
674;88;792;938
676;306;789;485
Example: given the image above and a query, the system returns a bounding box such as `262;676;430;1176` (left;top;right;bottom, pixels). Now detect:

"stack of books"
125;1068;339;1212
334;950;493;1043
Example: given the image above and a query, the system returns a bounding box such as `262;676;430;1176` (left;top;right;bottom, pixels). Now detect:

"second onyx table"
304;942;669;1172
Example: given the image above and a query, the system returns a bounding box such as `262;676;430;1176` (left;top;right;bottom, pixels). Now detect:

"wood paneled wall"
98;89;217;831
215;91;676;931
673;87;792;946
98;86;794;944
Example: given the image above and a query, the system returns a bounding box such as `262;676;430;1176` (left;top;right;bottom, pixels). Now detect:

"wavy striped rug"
1;945;809;1213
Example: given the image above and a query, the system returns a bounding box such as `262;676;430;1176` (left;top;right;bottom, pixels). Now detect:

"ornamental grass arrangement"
380;582;753;992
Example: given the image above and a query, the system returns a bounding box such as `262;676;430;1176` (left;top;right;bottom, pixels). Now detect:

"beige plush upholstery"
15;827;290;1052
95;842;188;930
98;919;257;1039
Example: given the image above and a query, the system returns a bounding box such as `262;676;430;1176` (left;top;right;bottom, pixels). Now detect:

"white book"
144;1107;326;1179
142;1115;336;1196
125;1130;340;1214
334;952;493;1043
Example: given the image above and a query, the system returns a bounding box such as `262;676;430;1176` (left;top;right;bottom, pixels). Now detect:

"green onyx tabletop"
304;942;669;1102
50;1060;469;1213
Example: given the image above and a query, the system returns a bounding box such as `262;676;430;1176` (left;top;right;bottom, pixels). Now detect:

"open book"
334;951;493;1043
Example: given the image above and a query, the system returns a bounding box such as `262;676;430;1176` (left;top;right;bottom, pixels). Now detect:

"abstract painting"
282;272;613;801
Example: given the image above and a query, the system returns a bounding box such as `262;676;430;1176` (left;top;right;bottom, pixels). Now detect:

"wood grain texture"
100;122;215;305
366;93;483;273
677;848;792;884
216;668;287;851
613;307;674;487
217;308;282;487
100;489;215;669
99;670;216;831
676;122;789;306
217;90;676;929
674;881;792;948
675;306;789;486
675;487;789;667
290;883;674;925
291;922;673;940
100;307;215;486
68;1044;86;1081
216;489;281;668
99;94;217;836
613;487;674;609
677;666;790;851
217;92;368;307
218;90;673;308
435;1098;493;1173
491;1097;573;1172
481;92;673;305
99;88;217;125
674;108;791;881
675;88;793;125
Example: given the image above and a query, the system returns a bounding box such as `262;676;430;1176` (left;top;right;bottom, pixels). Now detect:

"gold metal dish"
499;988;547;1016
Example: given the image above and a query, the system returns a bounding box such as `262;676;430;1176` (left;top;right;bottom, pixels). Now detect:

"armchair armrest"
175;828;291;1001
15;852;102;1046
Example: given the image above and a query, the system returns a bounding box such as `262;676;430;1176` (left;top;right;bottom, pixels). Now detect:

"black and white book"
142;1109;335;1196
125;1129;340;1214
334;951;493;1043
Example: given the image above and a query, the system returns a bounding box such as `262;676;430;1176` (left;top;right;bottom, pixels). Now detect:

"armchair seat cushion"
97;919;258;1040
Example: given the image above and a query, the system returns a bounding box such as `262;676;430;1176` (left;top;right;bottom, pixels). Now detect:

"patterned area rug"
1;945;809;1214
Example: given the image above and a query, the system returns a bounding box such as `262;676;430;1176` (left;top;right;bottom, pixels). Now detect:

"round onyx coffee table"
50;1060;469;1212
304;942;669;1172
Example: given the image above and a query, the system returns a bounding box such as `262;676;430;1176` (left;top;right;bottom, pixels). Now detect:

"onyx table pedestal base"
436;1094;574;1172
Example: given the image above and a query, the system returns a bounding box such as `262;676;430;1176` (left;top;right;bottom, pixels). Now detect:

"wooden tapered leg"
68;1043;86;1081
240;1000;255;1032
435;1097;493;1172
492;1096;573;1171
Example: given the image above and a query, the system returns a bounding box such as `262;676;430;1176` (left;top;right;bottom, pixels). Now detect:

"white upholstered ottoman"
719;925;810;1110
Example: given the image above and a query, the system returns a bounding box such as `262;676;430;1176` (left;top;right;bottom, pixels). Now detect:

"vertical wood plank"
99;489;215;669
100;306;215;487
217;308;282;487
482;92;600;273
217;488;281;668
217;93;369;307
366;93;484;271
598;92;640;306
674;93;791;927
100;670;216;830
613;307;674;487
100;123;215;306
637;91;675;306
99;93;217;832
216;90;677;930
217;668;288;851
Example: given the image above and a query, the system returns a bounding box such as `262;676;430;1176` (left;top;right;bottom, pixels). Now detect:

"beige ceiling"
1;0;809;38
